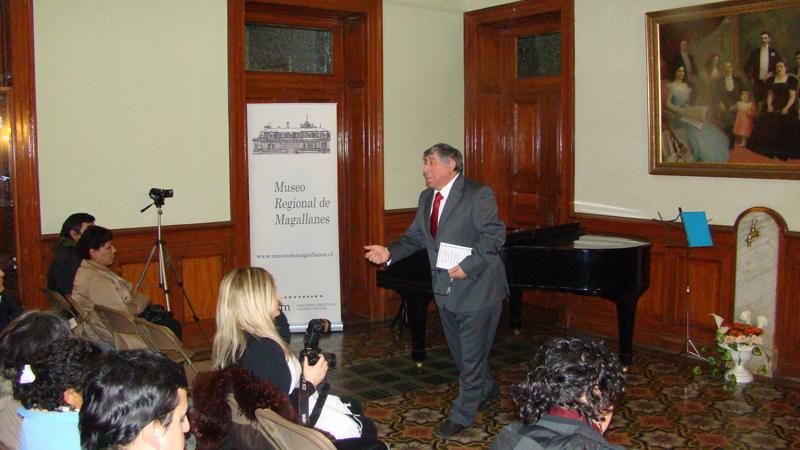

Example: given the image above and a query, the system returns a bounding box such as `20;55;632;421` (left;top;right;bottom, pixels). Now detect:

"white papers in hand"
435;242;472;270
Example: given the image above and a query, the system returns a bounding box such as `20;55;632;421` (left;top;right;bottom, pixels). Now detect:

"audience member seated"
491;337;626;450
191;366;297;450
212;267;385;450
79;350;189;450
0;311;72;450
0;267;23;331
13;337;103;450
47;212;95;296
71;225;182;344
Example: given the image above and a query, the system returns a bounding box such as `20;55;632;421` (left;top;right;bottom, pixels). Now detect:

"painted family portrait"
647;0;800;179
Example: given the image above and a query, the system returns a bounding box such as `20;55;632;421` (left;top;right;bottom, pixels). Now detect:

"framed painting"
646;0;800;179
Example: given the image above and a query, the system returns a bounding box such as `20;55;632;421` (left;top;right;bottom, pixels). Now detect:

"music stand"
680;209;713;361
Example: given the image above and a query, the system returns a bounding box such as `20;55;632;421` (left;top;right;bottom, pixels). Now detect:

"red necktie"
430;192;443;238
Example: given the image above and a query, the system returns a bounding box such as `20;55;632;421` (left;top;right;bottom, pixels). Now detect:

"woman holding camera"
212;267;383;449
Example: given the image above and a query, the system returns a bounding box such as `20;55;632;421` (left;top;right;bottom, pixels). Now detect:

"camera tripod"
135;200;210;345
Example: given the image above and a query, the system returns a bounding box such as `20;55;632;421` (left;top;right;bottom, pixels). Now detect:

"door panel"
465;6;566;230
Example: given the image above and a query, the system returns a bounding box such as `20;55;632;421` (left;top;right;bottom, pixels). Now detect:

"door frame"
464;0;574;225
228;0;385;318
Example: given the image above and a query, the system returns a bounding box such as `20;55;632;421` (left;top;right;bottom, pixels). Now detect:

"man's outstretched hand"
364;245;391;265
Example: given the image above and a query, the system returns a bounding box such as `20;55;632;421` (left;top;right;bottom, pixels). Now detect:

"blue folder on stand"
681;211;713;248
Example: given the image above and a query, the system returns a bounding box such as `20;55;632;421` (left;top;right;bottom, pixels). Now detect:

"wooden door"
508;84;561;228
465;1;573;229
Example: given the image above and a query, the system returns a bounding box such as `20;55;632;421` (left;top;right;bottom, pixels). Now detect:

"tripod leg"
156;240;171;311
161;243;211;346
134;243;160;294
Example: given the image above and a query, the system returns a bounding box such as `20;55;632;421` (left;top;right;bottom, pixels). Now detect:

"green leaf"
753;347;762;356
700;345;709;352
757;365;767;376
711;368;720;377
692;366;702;375
723;384;735;392
721;351;732;362
707;356;717;366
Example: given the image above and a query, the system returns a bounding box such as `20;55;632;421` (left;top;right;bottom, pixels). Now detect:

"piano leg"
509;287;523;331
614;295;639;366
403;291;432;363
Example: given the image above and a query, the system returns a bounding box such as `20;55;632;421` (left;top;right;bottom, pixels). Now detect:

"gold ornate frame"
647;0;800;179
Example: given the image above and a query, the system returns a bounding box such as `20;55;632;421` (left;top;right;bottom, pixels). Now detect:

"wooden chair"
93;305;153;351
134;317;210;375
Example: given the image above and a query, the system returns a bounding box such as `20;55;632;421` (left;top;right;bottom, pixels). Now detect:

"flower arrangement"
693;310;771;390
711;311;768;347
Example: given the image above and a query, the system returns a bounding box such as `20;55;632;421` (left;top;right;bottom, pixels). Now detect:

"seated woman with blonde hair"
212;267;385;450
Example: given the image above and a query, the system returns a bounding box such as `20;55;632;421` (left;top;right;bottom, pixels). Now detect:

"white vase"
720;343;754;384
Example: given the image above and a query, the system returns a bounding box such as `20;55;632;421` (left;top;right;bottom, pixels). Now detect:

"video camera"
299;319;337;368
148;188;174;206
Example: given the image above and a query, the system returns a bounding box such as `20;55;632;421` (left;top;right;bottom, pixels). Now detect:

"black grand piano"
376;223;650;366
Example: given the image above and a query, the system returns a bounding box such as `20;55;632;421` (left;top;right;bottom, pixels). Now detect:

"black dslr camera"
299;319;337;368
148;188;174;206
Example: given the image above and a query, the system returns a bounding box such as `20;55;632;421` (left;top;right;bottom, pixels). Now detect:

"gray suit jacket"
388;175;508;312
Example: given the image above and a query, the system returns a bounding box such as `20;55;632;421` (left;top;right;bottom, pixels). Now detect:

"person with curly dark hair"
0;311;72;449
79;350;189;450
12;337;103;450
491;337;626;450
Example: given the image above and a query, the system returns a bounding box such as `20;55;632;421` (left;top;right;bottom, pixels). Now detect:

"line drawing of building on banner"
252;115;331;155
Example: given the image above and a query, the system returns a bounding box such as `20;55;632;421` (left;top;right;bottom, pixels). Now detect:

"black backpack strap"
297;377;330;428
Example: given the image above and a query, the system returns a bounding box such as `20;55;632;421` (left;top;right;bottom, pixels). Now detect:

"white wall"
33;0;798;232
574;0;799;229
382;0;510;209
34;0;230;233
383;0;466;209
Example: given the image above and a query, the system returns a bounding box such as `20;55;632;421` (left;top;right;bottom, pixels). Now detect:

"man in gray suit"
365;143;507;438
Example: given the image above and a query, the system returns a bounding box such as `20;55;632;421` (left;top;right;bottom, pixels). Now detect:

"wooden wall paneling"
120;261;165;308
673;248;732;333
180;255;223;322
635;245;668;325
575;214;736;353
777;234;800;377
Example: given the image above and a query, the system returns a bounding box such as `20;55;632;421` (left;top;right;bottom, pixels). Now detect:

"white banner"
247;103;342;332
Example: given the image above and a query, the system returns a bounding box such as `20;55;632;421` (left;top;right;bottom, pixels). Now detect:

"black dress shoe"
434;420;467;438
479;384;501;410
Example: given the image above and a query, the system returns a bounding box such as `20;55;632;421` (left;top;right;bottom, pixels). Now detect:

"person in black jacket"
211;267;385;450
491;337;626;450
46;212;95;296
0;268;22;331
